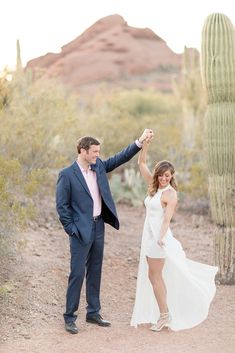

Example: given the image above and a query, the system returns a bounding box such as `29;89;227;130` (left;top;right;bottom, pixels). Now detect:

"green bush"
83;89;183;165
0;74;83;169
109;168;147;206
0;156;46;238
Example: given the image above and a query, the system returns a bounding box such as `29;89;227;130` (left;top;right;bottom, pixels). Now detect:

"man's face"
81;144;100;164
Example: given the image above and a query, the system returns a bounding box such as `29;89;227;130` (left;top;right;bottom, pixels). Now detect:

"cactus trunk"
201;13;235;284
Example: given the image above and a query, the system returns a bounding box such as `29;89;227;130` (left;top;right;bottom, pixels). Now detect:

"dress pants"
64;217;104;323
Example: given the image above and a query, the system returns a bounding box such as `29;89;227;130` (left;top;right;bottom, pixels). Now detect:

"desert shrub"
109;168;147;206
0;69;11;109
0;73;84;170
83;89;183;165
0;156;46;246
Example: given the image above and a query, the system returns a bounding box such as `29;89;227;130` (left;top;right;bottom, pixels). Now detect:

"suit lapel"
72;161;92;199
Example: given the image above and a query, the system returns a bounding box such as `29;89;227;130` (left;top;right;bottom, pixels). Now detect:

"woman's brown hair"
148;160;177;196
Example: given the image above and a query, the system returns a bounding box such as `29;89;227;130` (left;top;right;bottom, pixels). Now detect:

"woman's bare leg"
147;257;168;313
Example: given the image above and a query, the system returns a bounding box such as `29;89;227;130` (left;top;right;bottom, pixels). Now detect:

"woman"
131;140;218;331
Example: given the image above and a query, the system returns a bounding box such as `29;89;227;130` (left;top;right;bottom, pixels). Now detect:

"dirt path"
0;202;234;353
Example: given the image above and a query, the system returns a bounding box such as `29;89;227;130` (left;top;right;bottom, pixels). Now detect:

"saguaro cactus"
181;47;203;150
201;13;235;283
16;39;23;73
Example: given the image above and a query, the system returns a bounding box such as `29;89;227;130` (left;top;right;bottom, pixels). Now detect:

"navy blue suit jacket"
56;141;141;244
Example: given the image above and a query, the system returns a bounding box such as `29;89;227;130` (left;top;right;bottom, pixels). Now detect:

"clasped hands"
139;128;154;144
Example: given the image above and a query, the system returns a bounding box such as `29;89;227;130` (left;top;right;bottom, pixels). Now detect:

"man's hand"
138;129;154;144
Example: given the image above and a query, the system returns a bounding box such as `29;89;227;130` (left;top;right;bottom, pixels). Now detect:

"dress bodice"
144;184;172;222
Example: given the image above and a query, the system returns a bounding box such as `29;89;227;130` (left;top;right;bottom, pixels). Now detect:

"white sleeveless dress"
131;184;218;331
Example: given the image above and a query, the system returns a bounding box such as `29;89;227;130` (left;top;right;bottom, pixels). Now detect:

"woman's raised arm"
138;141;152;184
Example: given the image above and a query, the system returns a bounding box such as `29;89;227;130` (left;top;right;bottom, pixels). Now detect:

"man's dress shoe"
65;321;79;334
86;314;111;327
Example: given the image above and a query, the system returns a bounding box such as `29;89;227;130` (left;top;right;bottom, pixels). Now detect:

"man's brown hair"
77;136;100;153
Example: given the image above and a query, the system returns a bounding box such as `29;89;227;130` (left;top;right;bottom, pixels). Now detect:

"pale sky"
0;0;234;71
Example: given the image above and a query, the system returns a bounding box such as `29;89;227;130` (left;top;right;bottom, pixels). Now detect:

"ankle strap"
160;312;169;317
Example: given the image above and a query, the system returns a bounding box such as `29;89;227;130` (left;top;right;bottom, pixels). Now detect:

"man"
56;129;153;334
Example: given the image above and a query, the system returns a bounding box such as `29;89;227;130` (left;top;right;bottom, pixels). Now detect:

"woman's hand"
157;238;165;247
143;139;151;147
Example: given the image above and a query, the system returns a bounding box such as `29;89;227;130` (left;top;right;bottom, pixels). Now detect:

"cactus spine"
201;13;235;283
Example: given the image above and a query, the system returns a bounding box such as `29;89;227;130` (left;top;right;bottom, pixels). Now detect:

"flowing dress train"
131;185;218;331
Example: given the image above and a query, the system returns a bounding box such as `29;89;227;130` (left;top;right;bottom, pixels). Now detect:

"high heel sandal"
150;312;171;332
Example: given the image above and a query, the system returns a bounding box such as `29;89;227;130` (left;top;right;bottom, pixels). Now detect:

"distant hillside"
26;14;185;93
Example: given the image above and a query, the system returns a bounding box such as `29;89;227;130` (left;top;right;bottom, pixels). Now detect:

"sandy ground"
0;200;235;353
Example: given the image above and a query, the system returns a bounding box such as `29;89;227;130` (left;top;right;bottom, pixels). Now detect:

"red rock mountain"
26;15;183;92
